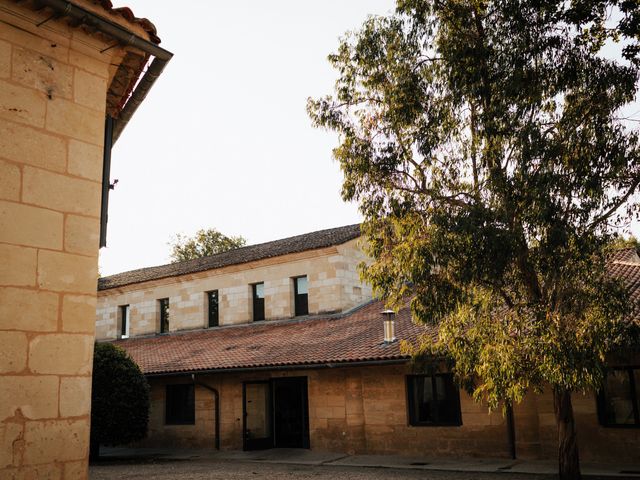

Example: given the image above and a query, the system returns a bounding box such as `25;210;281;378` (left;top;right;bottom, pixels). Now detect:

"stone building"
97;225;639;464
0;1;170;478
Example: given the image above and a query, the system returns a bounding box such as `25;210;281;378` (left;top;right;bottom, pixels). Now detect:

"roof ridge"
98;224;361;290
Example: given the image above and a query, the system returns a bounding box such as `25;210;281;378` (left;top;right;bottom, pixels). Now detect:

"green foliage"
309;0;640;411
169;228;246;263
91;343;150;448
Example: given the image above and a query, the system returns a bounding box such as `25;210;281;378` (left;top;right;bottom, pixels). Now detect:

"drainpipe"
37;0;174;143
192;374;220;451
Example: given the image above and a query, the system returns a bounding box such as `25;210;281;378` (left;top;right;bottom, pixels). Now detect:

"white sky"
100;1;640;276
99;0;396;275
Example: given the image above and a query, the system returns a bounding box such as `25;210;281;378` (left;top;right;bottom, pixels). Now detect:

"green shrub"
90;343;150;458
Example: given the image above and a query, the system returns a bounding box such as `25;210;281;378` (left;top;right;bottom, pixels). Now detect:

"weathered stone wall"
96;238;373;340
140;364;639;464
0;3;150;478
141;365;511;458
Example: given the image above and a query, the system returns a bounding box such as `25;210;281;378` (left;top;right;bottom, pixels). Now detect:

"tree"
169;228;246;263
308;1;640;478
90;343;150;460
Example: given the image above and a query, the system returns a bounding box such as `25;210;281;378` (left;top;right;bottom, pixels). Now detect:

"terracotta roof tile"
86;0;161;44
112;247;640;376
113;300;433;375
99;224;361;291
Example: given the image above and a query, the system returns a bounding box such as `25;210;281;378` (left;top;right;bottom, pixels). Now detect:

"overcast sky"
99;0;396;275
100;1;640;276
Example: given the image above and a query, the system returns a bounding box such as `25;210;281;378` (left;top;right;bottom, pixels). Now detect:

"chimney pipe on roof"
382;309;396;343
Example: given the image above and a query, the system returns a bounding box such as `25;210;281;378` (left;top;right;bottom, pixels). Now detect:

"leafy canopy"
308;0;640;408
169;228;246;263
91;343;150;448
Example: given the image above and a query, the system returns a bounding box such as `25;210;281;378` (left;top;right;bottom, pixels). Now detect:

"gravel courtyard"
89;459;560;480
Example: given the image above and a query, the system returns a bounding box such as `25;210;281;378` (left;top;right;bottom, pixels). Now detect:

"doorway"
243;377;309;450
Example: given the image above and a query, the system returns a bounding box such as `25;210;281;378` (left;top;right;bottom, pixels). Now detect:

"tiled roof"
609;257;640;325
82;0;160;44
99;224;362;291
113;300;433;375
111;246;640;376
609;247;640;264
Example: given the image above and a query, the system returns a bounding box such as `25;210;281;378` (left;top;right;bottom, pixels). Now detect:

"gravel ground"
89;458;558;480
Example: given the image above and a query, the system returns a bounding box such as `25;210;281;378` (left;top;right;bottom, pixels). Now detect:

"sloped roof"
99;224;362;291
113;300;433;375
608;255;640;325
112;246;640;376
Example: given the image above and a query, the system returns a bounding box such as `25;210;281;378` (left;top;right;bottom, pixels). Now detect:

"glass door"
243;381;273;450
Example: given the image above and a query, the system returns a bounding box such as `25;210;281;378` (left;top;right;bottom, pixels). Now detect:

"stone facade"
96;238;372;340
0;2;157;478
140;364;640;463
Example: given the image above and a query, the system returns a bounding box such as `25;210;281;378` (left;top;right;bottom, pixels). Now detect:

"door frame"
242;376;310;451
242;380;273;450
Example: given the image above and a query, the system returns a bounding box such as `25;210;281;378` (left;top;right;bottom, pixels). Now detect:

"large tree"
308;1;640;478
169;228;246;263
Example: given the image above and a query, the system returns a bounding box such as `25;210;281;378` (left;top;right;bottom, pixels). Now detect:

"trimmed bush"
90;342;150;459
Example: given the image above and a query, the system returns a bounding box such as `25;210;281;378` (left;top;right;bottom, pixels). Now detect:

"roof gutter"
143;357;410;378
37;0;173;143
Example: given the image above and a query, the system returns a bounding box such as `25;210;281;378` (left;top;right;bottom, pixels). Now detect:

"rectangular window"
159;298;170;333
252;282;265;321
406;374;462;426
294;276;308;316
207;290;219;328
119;305;130;339
165;384;195;425
598;367;640;427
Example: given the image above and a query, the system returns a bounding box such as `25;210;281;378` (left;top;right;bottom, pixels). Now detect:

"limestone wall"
0;3;148;478
96;238;373;340
140;365;511;457
139;364;640;463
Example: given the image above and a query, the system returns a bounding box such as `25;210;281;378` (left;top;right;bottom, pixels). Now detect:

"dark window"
207;290;219;328
119;305;129;338
159;298;169;333
165;384;195;425
407;374;461;426
252;283;265;321
598;367;640;427
294;276;308;316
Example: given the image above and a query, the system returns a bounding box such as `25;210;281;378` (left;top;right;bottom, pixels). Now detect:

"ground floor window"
165;384;195;425
406;374;462;426
598;367;640;427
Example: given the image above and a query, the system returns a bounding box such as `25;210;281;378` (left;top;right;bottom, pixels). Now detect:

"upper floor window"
598;367;640;427
252;282;265;321
207;290;219;328
165;384;195;425
293;276;308;316
119;304;130;339
159;298;170;333
406;374;462;426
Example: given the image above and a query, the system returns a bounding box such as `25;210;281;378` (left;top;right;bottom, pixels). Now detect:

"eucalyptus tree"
308;1;640;478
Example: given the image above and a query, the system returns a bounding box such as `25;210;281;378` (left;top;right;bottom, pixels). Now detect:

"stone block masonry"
0;2;156;478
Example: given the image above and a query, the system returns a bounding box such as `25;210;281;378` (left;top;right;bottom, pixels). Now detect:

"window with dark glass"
159;298;169;333
598;367;640;427
119;304;130;339
207;290;219;328
406;374;461;426
165;384;195;425
252;283;265;321
294;276;308;316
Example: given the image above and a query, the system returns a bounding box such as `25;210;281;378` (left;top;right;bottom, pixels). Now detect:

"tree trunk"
553;388;581;480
